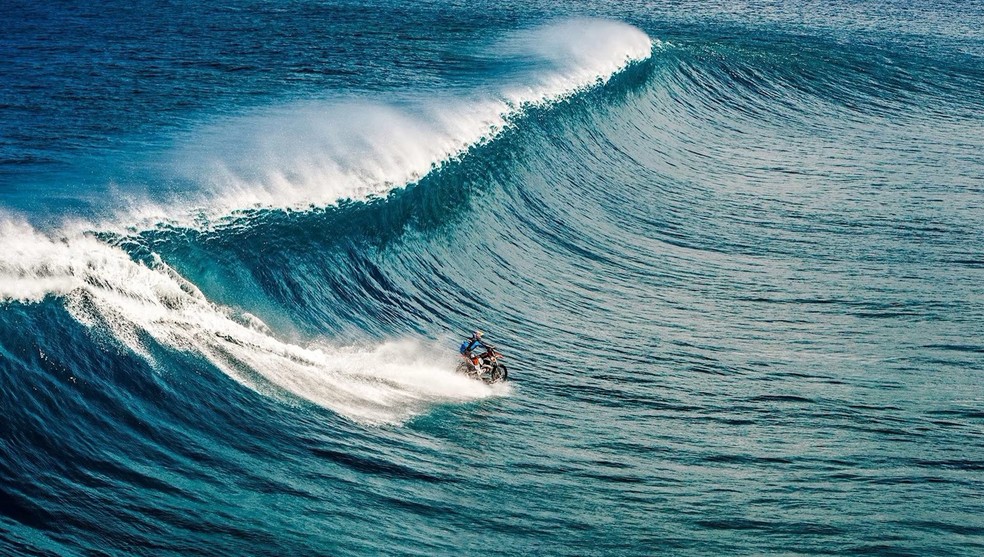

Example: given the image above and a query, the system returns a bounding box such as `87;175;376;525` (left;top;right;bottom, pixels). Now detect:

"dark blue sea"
2;1;983;555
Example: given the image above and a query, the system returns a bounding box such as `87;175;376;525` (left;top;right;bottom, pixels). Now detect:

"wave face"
0;18;649;425
2;2;983;556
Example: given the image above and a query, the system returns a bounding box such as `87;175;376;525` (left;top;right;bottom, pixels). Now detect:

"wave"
0;18;653;424
9;19;979;427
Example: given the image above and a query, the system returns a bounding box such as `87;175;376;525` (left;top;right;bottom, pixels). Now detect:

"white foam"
0;220;504;424
167;98;511;219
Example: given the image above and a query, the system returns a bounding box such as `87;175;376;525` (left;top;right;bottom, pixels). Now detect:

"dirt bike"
456;345;508;384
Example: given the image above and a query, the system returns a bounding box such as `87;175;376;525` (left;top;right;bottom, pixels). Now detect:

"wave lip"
151;19;653;227
498;19;655;105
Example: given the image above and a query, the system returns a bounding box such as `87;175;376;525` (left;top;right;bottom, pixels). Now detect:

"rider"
459;330;487;370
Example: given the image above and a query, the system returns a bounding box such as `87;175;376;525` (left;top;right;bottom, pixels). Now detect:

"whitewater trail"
0;19;653;424
0;220;503;424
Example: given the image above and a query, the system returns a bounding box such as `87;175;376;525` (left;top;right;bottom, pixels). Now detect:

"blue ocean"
2;1;983;555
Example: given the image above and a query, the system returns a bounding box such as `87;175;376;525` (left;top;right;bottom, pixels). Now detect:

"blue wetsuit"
459;337;486;357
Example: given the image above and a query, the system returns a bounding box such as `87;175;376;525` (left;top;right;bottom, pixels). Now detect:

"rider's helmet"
473;330;484;338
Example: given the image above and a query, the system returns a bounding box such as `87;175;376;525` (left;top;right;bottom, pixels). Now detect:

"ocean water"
2;1;983;555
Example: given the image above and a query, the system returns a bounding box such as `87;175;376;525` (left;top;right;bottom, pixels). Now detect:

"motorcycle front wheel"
488;364;508;383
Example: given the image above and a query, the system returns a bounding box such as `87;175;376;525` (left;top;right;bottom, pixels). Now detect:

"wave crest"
152;19;653;225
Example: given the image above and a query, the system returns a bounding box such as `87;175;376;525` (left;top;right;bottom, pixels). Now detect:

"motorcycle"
456;345;508;384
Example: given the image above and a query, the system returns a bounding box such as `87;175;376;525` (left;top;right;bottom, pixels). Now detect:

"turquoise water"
2;1;983;555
